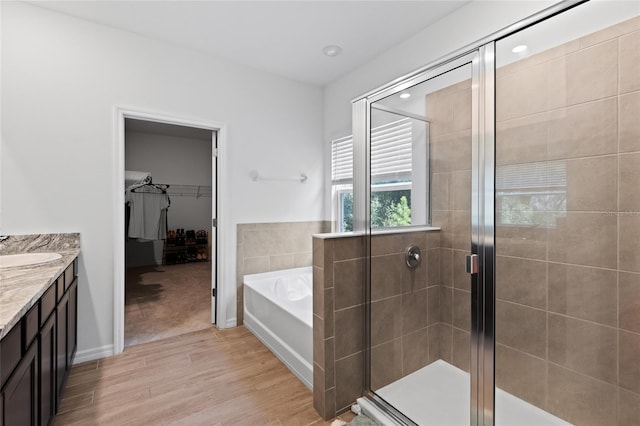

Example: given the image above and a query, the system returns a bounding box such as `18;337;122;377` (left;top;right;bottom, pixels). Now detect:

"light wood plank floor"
54;327;355;425
125;262;212;347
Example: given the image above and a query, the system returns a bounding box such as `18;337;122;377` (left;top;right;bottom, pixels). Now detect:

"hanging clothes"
125;184;170;240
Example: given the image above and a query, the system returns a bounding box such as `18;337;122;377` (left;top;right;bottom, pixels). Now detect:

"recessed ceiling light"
400;93;411;99
512;44;528;54
322;45;342;57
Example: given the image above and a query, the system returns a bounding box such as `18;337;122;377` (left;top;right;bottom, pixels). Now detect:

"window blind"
331;135;353;185
331;117;413;185
371;118;412;182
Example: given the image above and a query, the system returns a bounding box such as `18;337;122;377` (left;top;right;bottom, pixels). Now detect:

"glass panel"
495;3;640;425
368;108;427;228
368;61;474;425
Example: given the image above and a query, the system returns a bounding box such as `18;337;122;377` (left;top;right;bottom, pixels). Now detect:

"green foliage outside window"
341;192;354;232
341;189;412;231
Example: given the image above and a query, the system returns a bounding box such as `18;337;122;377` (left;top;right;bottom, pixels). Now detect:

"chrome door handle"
466;254;478;275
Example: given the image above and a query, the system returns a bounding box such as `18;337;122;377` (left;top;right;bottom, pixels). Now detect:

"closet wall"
125;120;212;267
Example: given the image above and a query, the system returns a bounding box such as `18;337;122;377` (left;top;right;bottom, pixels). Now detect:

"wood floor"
54;327;355;425
125;262;212;347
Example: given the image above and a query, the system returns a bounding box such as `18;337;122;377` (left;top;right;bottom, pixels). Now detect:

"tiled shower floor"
376;360;571;426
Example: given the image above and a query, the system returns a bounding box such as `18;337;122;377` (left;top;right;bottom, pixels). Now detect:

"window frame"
330;116;421;232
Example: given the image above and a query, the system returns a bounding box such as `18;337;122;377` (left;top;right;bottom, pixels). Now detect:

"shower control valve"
405;245;422;269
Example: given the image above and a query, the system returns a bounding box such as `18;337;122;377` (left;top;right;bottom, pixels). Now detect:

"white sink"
0;253;62;269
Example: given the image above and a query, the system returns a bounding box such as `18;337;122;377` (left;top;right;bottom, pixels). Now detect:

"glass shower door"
358;2;639;425
494;3;640;425
364;53;483;425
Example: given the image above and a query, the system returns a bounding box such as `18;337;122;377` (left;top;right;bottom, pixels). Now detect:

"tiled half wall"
312;230;440;419
236;221;330;325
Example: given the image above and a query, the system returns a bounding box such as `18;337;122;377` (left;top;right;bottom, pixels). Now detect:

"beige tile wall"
236;221;330;324
369;230;440;390
312;230;439;419
493;16;640;425
427;72;474;373
312;234;365;420
311;16;640;425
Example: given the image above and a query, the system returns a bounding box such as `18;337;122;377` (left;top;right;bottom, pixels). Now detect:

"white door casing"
113;106;229;355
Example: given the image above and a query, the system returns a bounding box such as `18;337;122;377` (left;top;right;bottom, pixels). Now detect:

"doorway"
123;119;215;347
114;108;225;354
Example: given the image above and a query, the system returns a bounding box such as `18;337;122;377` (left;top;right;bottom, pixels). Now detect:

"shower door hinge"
212;218;217;228
212;288;217;298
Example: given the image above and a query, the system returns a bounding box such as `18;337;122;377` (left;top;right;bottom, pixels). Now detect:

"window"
370;117;414;228
331;135;354;231
331;117;418;232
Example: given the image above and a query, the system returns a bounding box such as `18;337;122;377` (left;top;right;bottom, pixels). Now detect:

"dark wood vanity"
0;258;78;426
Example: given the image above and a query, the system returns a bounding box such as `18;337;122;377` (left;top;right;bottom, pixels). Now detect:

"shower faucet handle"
405;245;422;269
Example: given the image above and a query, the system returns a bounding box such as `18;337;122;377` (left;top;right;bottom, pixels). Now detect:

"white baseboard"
73;344;114;364
223;317;237;329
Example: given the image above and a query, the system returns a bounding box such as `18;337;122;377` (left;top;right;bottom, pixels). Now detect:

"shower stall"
354;1;640;425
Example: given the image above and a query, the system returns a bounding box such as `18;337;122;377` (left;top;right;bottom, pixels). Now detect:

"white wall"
0;0;574;360
125;130;213;231
323;0;561;219
1;2;324;357
125;129;213;267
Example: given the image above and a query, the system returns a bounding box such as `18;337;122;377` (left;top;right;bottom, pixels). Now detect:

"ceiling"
30;0;470;86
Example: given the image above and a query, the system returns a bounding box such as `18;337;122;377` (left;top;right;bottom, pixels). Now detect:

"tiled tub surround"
236;221;330;324
312;229;440;419
491;16;640;426
0;233;80;338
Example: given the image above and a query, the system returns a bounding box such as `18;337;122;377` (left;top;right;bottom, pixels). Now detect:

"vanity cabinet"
0;258;78;426
40;314;55;426
2;342;38;426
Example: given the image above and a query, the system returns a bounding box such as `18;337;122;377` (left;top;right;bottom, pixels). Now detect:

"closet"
124;118;215;347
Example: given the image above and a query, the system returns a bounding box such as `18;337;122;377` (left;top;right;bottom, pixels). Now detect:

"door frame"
356;49;487;426
113;106;229;355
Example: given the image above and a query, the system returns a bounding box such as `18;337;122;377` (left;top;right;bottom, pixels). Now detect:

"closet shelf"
163;184;212;198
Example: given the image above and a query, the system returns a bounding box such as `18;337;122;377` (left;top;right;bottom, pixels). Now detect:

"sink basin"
0;253;62;269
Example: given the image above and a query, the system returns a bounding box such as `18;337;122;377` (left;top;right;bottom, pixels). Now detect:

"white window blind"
331;135;353;185
331;117;413;185
371;118;412;182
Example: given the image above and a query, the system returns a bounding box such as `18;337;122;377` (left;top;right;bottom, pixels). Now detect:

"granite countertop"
0;233;80;339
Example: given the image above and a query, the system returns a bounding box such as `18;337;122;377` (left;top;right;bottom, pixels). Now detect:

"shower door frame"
357;48;491;426
353;1;588;424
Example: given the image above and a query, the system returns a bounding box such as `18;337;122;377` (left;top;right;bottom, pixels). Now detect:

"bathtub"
243;267;313;389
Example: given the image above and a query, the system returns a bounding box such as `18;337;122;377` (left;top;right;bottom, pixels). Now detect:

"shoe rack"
163;229;209;264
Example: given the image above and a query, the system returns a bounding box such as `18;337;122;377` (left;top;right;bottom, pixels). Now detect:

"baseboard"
223;317;237;329
73;344;114;364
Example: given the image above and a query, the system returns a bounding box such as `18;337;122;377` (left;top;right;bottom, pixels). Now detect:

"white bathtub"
243;267;313;389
